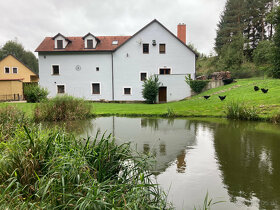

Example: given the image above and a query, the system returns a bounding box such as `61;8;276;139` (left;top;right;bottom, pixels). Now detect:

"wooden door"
158;87;167;103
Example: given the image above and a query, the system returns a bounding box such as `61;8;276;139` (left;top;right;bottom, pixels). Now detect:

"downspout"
111;52;115;101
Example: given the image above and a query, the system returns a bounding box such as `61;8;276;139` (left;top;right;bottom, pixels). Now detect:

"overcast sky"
0;0;226;56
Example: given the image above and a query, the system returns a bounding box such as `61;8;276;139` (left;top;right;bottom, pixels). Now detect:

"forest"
196;0;280;79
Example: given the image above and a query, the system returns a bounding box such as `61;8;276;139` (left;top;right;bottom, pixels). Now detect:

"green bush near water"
24;84;48;103
0;124;171;209
34;95;92;121
185;75;209;94
225;101;260;121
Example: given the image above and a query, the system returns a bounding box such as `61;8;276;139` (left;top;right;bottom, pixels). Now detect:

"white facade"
37;20;196;102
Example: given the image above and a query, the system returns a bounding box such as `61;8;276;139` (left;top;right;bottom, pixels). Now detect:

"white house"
36;19;197;102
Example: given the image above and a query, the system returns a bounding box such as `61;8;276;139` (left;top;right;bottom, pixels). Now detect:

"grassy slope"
1;78;279;119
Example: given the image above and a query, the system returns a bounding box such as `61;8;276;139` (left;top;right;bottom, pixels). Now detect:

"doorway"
158;87;167;103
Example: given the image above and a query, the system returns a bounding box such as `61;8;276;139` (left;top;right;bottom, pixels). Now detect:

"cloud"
0;0;226;55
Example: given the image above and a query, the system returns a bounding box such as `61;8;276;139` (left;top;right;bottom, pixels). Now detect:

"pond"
49;117;280;209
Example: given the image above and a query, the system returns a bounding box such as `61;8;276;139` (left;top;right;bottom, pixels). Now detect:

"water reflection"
44;117;280;209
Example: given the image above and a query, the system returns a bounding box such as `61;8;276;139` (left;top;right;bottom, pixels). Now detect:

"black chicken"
261;88;268;93
204;96;210;100
254;86;259;91
219;96;226;101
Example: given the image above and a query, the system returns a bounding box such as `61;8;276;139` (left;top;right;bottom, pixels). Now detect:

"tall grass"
0;125;171;209
225;101;260;121
34;95;92;121
0;106;29;141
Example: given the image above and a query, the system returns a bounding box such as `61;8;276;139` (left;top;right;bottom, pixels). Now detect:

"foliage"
225;100;260;121
0;125;170;209
24;84;48;103
142;75;162;104
272;6;280;78
185;75;209;94
0;106;29;141
271;113;280;123
223;78;234;85
165;107;175;117
34;95;92;121
0;40;38;74
194;192;225;210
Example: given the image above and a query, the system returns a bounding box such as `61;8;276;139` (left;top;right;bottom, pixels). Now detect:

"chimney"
177;23;186;44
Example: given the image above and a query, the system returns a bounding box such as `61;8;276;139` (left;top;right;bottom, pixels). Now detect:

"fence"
0;94;22;102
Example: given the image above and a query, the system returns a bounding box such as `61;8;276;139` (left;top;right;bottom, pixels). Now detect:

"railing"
0;94;22;102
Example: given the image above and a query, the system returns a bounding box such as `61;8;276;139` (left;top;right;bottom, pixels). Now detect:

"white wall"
38;53;113;100
113;21;195;102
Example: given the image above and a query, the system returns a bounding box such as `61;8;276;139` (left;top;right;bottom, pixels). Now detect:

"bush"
225;101;260;121
142;75;162;104
0;106;29;141
222;78;234;85
24;84;48;103
34;95;92;121
185;75;209;93
0;126;170;209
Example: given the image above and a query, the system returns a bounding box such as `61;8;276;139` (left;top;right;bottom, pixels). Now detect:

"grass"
1;78;280;120
0;123;171;209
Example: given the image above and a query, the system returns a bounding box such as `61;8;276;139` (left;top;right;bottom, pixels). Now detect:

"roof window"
112;40;118;45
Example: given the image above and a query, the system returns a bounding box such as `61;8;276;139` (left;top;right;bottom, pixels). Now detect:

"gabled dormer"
52;33;71;49
83;33;100;49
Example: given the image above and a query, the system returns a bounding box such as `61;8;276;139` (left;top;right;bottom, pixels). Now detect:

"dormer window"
57;40;63;49
87;39;93;48
112;40;118;45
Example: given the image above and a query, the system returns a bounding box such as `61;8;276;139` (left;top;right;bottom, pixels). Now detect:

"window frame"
57;40;63;49
87;39;93;49
159;68;171;75
143;43;149;54
159;44;166;54
4;67;10;74
123;87;132;95
51;65;60;75
96;67;99;71
140;72;148;81
12;67;18;74
92;83;101;95
57;84;65;94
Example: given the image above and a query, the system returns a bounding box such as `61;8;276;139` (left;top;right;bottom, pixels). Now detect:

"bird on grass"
261;88;268;93
254;86;259;91
219;96;226;101
204;96;210;100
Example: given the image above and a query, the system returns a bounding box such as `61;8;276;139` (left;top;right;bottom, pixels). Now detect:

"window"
112;40;118;45
92;83;100;94
159;44;166;54
57;85;65;94
159;68;171;75
96;67;99;71
140;72;147;81
57;40;63;49
143;44;149;54
52;65;59;75
124;88;131;95
4;67;10;74
13;67;18;74
87;39;93;48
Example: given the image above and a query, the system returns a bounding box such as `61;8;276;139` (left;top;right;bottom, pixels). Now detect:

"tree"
0;40;39;74
142;75;161;104
272;6;280;78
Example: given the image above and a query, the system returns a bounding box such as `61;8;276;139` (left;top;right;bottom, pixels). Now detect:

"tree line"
198;0;280;78
0;40;38;74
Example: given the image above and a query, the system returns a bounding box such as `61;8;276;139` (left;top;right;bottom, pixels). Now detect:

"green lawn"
1;78;280;119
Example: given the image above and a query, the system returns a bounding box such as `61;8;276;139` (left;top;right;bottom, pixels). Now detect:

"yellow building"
0;54;39;101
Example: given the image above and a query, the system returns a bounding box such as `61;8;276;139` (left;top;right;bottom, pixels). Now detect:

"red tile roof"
35;36;131;52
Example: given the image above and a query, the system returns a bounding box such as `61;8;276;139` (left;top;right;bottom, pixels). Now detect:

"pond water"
51;117;280;209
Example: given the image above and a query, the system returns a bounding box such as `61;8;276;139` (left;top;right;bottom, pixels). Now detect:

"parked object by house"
36;19;197;103
0;55;39;101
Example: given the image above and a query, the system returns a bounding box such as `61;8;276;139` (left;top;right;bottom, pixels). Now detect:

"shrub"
0;126;170;209
225;101;260;121
185;75;209;94
24;84;48;103
271;113;280;124
142;75;162;104
222;78;234;85
34;95;92;121
0;106;29;141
